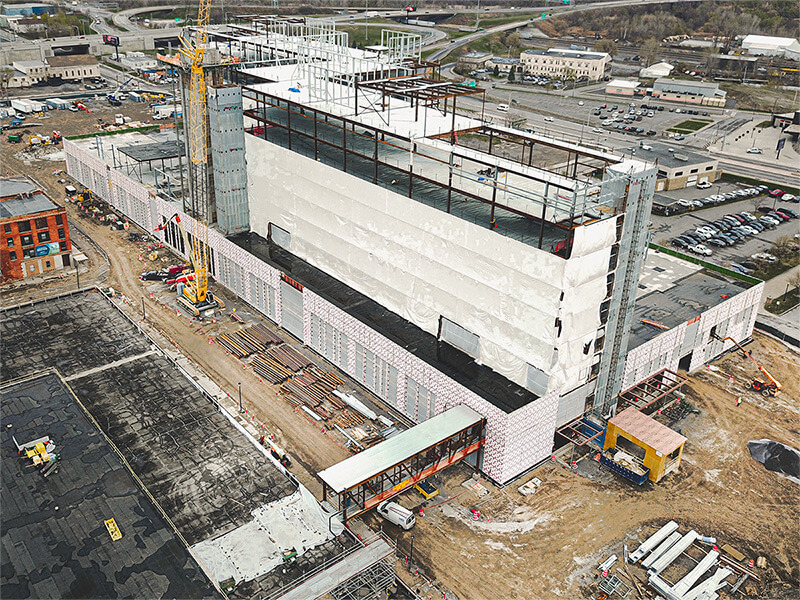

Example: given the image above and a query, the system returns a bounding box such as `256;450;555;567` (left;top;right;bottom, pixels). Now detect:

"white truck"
114;114;124;125
153;104;182;120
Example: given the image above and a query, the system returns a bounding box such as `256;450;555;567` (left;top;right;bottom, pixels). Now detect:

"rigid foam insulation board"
682;568;732;600
649;530;699;575
631;520;679;563
643;532;683;569
672;551;719;597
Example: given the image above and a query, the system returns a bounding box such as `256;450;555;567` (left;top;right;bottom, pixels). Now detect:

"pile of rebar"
267;345;312;372
252;353;295;384
279;368;344;413
217;324;284;358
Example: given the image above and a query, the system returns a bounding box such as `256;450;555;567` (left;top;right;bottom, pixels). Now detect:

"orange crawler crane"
713;334;781;397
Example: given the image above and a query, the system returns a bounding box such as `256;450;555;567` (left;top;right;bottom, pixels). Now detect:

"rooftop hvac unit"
673;153;689;161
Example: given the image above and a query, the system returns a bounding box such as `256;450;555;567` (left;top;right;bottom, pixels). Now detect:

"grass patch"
666;118;712;134
719;82;798;114
756;120;772;129
338;23;414;48
764;287;799;314
752;257;800;282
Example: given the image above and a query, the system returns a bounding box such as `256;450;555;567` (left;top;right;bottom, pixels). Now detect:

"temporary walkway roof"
608;407;686;455
318;405;483;494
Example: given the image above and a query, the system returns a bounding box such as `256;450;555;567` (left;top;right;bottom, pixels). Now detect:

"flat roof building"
652;78;726;107
64;19;759;485
628;142;721;191
740;34;800;57
605;78;641;96
0;176;72;283
521;48;610;82
45;54;101;81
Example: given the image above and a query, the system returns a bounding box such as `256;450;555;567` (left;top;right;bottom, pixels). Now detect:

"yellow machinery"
714;334;781;397
155;213;224;316
154;0;222;317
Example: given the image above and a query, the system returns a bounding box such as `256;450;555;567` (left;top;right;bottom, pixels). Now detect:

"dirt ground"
2;108;798;600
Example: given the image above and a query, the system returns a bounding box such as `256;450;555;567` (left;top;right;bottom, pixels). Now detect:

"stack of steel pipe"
267;345;312;372
252;353;295;384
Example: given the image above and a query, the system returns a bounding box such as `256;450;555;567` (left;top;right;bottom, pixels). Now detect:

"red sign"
281;273;303;292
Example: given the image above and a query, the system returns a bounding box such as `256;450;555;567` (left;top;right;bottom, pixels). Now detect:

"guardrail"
649;243;763;286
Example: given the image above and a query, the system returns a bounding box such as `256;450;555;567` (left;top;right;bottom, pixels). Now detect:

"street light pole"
238;382;243;412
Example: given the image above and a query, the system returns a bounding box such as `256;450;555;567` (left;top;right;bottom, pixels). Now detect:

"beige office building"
520;48;610;82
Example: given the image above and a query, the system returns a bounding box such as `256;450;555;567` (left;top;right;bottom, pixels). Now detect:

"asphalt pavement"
650;190;799;270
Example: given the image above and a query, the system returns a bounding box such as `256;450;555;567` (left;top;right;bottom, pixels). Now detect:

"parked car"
730;262;750;274
671;237;689;248
777;207;798;218
759;216;779;228
751;253;777;262
696;181;712;189
770;189;785;197
689;243;712;256
741;261;759;270
780;193;797;203
768;211;790;222
746;147;762;154
677;199;693;207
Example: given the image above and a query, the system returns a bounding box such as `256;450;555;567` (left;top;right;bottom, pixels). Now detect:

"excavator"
712;333;781;397
155;213;224;316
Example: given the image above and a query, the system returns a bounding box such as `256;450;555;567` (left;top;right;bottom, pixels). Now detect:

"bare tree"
594;39;618;56
770;235;796;260
0;66;13;99
641;38;660;66
787;270;800;292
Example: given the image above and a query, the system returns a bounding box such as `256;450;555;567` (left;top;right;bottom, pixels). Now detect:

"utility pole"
238;381;243;412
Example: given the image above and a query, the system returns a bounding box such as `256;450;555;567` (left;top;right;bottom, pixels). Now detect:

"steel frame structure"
322;418;485;523
616;368;687;413
329;560;397;600
239;87;601;254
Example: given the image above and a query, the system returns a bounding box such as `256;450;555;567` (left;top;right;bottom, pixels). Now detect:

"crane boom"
715;335;781;394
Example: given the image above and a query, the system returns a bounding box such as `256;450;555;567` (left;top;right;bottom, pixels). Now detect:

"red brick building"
1;177;72;283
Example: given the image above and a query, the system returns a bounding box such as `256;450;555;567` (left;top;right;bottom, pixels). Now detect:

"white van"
497;103;509;112
377;501;415;530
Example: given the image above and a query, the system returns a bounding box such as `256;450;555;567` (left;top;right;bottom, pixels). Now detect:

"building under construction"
64;18;762;485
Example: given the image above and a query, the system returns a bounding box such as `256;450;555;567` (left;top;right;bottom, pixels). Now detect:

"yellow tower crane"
155;0;223;317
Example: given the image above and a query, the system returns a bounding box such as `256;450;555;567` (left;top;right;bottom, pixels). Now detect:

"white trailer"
10;99;33;114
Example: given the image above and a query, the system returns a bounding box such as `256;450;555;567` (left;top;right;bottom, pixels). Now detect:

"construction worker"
736;397;742;407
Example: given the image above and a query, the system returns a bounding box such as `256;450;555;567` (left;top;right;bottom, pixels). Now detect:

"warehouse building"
652;78;726;107
0;177;72;282
44;55;100;82
63;20;759;484
520;48;611;82
740;34;800;58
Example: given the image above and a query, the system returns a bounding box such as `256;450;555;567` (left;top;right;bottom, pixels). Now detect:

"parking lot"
650;181;799;270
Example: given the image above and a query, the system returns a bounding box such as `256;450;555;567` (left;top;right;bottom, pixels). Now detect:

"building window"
35;217;48;229
705;165;713;171
57;228;65;239
674;171;683;176
3;224;10;233
20;234;33;246
9;251;16;261
59;241;68;252
55;214;63;225
6;238;13;247
690;168;698;174
18;221;31;233
45;260;51;268
37;231;51;243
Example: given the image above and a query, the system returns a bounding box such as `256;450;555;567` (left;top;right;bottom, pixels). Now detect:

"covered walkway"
319;405;485;522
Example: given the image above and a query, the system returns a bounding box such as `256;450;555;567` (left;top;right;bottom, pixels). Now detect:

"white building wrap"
64;138;561;484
